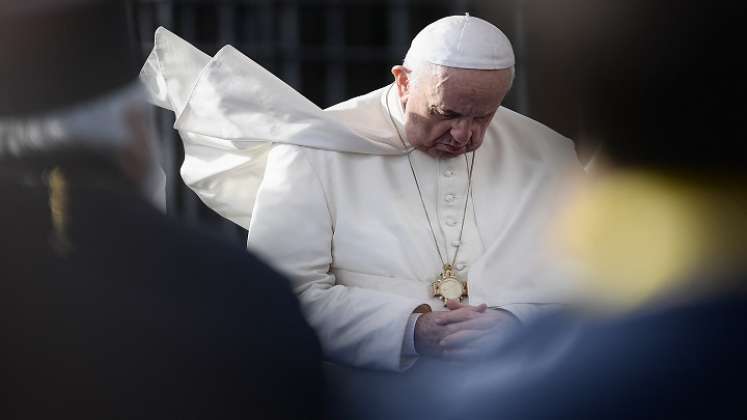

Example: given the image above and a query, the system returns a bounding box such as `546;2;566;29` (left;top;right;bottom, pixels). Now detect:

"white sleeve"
248;144;426;371
400;313;421;370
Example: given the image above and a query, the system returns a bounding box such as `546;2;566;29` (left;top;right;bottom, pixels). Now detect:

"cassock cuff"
400;313;422;370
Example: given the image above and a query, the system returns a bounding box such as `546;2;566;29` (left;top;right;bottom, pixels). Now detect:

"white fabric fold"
140;27;409;228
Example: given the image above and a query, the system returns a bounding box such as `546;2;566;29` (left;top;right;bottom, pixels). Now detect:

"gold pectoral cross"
432;264;468;305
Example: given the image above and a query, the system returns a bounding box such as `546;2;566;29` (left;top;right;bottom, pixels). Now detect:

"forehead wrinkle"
437;86;483;116
425;68;506;117
438;95;498;118
434;70;450;90
423;70;447;107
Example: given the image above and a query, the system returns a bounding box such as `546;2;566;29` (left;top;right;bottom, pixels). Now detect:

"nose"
450;118;473;145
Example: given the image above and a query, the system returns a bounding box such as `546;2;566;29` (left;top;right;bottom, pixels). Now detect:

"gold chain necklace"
385;84;475;304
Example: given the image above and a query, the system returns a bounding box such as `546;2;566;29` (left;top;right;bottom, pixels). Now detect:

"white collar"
382;83;412;148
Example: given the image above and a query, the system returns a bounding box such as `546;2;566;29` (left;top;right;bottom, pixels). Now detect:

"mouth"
429;143;468;158
443;144;467;154
433;136;473;155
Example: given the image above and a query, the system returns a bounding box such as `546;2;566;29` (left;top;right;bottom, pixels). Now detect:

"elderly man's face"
393;65;512;158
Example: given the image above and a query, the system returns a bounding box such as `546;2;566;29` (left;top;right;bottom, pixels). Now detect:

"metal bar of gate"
280;0;301;90
513;1;530;115
325;0;346;105
153;1;180;217
389;0;410;63
176;3;201;226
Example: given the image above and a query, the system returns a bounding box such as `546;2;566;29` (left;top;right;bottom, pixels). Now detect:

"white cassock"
142;28;584;371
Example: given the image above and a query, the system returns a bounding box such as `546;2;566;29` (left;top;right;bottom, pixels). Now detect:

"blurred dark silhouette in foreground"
0;2;323;419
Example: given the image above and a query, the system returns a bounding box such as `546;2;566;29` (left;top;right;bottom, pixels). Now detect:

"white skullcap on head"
404;13;515;70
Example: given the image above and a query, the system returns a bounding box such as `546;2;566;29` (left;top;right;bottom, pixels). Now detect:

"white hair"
0;82;149;157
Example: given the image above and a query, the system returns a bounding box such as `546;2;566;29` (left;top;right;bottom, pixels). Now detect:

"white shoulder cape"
140;27;408;229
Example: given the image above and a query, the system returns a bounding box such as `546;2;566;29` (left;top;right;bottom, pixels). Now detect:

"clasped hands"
414;300;518;360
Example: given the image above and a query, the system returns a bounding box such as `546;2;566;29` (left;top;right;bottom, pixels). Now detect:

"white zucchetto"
404;13;515;70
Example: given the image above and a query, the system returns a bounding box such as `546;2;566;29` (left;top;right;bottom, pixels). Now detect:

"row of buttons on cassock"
444;167;459;219
443;166;466;271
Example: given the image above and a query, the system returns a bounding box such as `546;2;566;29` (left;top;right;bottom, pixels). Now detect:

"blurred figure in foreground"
0;2;322;419
386;2;746;419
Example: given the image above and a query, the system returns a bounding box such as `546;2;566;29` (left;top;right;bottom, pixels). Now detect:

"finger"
445;315;503;332
445;299;462;310
446;300;487;312
435;307;484;325
439;329;490;349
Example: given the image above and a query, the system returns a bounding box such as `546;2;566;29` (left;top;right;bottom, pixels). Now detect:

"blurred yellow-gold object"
560;170;746;311
48;167;73;256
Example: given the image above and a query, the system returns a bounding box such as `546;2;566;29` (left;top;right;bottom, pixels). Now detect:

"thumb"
446;300;488;312
446;299;464;310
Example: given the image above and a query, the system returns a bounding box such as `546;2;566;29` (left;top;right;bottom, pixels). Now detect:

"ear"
391;65;412;101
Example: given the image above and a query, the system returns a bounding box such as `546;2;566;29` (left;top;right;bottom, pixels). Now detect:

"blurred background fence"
130;0;584;243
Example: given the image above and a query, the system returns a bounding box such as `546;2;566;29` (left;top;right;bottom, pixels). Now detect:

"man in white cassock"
141;14;583;371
